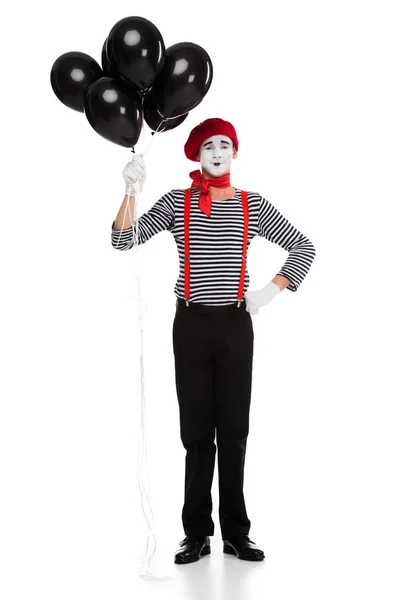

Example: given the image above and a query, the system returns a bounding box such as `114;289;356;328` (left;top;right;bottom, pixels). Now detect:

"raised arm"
111;189;175;251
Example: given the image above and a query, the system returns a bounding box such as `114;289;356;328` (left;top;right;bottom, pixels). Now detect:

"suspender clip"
185;299;189;307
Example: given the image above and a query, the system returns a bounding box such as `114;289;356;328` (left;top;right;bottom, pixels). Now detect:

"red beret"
184;118;239;162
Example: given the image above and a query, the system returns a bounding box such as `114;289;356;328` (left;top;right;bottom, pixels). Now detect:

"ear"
233;149;238;159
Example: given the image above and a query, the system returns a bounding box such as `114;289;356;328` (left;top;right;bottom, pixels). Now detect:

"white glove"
244;281;281;315
122;154;146;196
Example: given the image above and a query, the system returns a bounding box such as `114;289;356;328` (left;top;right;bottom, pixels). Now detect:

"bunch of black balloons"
50;16;213;148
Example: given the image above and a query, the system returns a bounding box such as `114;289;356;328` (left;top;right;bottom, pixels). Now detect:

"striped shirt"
111;187;316;306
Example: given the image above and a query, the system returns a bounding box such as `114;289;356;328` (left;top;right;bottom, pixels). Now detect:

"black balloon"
51;52;103;112
143;90;188;132
152;42;213;120
84;77;143;147
106;16;165;93
101;39;114;78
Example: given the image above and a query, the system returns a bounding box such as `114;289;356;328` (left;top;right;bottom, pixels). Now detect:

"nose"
213;147;223;159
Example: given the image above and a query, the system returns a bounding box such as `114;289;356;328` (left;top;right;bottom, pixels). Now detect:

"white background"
1;0;399;598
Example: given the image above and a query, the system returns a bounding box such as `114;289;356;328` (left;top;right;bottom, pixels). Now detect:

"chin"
210;168;230;178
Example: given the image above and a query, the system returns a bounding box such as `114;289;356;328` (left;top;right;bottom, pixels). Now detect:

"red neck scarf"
189;170;232;217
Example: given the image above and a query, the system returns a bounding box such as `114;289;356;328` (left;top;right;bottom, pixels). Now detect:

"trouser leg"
173;305;216;536
213;307;254;538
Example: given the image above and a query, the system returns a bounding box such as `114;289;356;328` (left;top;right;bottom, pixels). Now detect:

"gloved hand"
244;281;281;315
122;154;146;196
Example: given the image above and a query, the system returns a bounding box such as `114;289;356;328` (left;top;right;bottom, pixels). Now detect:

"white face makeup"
199;135;235;177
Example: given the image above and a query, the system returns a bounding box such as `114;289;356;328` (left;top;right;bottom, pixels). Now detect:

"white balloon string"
121;176;173;580
141;120;166;156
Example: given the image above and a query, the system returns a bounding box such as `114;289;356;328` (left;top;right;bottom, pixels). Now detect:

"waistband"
176;298;246;312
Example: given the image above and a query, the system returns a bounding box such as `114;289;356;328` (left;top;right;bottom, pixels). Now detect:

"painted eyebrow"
203;140;231;147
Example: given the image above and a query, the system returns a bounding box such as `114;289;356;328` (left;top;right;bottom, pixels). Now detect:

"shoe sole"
174;544;211;564
223;544;265;561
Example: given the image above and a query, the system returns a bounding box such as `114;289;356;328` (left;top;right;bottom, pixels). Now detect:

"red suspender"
184;188;191;306
237;191;249;306
183;189;249;307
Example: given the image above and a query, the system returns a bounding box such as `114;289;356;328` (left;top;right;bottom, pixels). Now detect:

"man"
112;118;316;563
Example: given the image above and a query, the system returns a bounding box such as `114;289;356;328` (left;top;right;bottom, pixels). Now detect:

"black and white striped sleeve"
257;195;316;292
111;190;175;250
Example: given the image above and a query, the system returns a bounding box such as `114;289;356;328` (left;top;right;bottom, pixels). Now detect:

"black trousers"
172;298;254;539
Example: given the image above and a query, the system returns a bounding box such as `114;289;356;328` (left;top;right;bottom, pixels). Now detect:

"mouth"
213;162;222;167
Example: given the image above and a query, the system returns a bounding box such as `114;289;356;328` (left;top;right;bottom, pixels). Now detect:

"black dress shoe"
223;534;265;561
174;535;211;564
